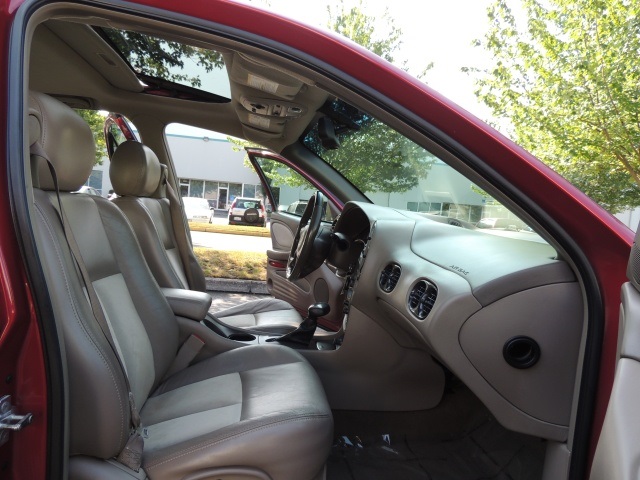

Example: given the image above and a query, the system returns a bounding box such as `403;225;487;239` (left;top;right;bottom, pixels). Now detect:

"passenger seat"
28;91;332;479
109;140;303;335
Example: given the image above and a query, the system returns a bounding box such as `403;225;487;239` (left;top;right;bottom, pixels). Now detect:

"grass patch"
189;222;270;237
194;247;266;280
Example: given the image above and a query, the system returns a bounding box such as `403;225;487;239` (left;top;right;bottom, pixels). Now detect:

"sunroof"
97;27;231;102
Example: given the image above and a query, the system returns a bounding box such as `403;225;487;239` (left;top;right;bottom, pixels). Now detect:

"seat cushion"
141;344;333;480
215;298;303;334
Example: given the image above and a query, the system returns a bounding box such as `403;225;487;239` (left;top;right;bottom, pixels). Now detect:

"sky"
168;0;497;136
259;0;495;120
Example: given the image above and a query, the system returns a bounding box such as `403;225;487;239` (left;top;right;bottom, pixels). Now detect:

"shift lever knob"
308;302;330;319
271;302;330;347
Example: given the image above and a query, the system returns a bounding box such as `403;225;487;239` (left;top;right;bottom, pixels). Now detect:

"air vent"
408;280;438;320
379;264;402;293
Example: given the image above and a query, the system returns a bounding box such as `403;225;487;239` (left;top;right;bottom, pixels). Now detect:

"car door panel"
247;152;346;329
591;262;640;478
267;211;344;329
269;213;296;252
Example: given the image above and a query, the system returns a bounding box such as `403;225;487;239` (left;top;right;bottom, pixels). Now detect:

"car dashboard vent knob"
408;279;438;320
379;263;402;293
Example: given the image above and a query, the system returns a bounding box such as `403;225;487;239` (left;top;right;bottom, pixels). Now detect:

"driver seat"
110;141;303;335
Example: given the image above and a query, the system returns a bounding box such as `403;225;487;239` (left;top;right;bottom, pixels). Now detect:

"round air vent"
408;280;438;319
379;263;402;293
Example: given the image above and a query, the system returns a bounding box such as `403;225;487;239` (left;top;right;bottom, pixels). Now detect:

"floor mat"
327;413;546;480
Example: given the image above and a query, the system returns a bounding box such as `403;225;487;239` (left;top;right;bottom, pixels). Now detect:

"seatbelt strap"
163;175;208;292
31;144;144;472
162;334;205;381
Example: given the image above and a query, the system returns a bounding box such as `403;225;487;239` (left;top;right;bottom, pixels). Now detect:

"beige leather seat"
109;140;303;335
28;92;332;479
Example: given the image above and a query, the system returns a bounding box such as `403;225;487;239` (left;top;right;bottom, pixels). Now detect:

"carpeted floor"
327;385;546;480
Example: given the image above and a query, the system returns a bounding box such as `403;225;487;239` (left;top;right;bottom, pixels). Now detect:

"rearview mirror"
318;117;340;150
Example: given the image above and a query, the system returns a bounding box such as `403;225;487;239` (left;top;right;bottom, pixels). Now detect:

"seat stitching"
144;414;330;470
35;201;126;444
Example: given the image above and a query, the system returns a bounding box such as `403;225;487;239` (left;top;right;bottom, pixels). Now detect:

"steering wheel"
286;191;325;281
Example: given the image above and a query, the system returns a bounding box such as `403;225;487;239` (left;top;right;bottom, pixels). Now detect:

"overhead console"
227;52;327;142
328;201;584;442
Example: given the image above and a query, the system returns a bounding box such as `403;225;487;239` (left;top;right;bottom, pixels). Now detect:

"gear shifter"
274;302;330;347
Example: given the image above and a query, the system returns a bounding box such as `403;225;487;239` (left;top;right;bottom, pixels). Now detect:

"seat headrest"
628;226;640;291
110;141;162;197
29;91;95;191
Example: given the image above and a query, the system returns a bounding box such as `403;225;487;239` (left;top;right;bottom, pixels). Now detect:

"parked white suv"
228;197;266;227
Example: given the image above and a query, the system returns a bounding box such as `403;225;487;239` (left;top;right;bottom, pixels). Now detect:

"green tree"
76;110;107;164
319;2;434;193
470;0;640;213
231;0;435;194
101;28;224;88
327;0;402;64
78;28;224;165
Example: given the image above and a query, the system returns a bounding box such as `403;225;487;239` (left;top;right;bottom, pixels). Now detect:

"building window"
190;179;204;198
229;183;242;203
243;184;256;198
179;178;190;197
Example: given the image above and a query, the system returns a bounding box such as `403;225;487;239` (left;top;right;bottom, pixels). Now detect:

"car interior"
12;3;599;480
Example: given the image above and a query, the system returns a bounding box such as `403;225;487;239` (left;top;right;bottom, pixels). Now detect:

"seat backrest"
110;141;196;290
28;92;179;460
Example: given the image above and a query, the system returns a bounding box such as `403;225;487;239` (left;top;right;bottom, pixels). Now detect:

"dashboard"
326;201;584;442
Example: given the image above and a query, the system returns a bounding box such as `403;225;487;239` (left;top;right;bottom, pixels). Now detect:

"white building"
85;131;639;230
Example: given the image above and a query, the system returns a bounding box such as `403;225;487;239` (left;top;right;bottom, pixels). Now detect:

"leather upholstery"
215;297;304;333
29;92;332;479
110;141;304;333
110;141;162;197
161;287;212;320
29;91;94;191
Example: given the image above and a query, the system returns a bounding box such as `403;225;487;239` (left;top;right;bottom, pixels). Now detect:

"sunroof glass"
99;27;231;99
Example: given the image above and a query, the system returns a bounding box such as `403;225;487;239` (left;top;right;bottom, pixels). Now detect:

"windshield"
303;100;543;242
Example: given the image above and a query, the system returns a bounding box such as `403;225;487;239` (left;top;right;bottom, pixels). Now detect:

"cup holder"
228;332;256;342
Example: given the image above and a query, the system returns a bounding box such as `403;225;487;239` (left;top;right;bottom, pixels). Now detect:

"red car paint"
0;0;631;477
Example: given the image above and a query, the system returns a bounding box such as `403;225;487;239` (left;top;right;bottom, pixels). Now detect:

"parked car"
1;1;636;479
227;197;267;226
75;185;101;196
476;217;525;230
285;199;308;216
181;196;212;223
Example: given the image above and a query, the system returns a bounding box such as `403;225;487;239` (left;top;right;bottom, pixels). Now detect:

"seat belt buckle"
116;429;144;472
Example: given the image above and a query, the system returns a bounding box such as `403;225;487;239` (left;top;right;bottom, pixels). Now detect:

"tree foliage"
318;2;434;194
471;0;640;213
229;0;436;195
102;28;224;88
76;109;107;164
327;0;403;64
305;110;435;193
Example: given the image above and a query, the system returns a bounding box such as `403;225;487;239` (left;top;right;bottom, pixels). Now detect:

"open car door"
591;227;640;478
246;148;345;330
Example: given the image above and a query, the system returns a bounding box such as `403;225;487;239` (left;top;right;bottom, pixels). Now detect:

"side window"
255;157;336;223
103;113;138;158
73;109;137;197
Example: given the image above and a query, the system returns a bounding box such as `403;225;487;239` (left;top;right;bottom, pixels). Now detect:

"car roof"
30;15;331;154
